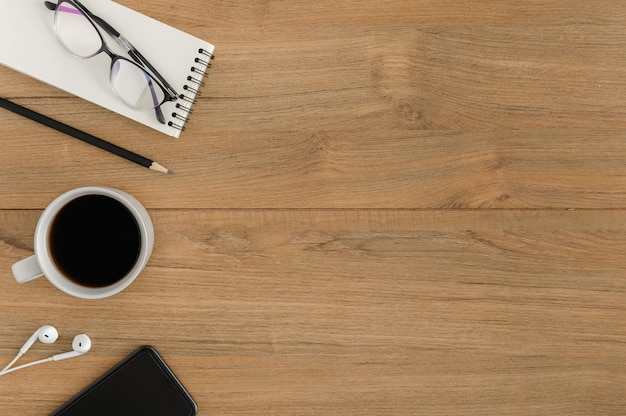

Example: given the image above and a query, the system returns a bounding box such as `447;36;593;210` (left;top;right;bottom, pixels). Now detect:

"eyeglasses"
44;0;178;124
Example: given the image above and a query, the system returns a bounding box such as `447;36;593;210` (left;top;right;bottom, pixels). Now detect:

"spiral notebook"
0;0;214;138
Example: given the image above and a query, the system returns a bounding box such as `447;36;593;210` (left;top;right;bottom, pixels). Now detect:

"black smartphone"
49;346;198;416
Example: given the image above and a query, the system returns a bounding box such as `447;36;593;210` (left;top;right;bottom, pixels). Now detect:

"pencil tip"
150;161;172;174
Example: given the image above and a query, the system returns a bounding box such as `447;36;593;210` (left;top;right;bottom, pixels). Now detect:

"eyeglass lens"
55;2;102;58
54;1;166;110
111;60;165;110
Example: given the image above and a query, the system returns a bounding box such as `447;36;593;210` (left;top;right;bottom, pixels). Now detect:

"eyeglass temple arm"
44;1;178;101
119;37;179;100
76;1;179;100
92;19;170;123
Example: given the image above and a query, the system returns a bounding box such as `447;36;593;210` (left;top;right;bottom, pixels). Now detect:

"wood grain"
2;209;626;415
1;0;626;415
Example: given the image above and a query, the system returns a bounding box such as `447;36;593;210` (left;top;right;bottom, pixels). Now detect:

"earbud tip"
72;334;92;353
38;325;59;344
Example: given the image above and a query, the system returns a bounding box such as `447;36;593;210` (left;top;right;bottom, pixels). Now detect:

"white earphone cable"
0;357;53;376
0;352;23;373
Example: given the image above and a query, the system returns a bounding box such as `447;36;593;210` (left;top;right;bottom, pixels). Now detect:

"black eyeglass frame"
44;0;179;124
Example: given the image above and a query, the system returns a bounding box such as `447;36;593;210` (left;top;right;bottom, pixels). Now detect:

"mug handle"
12;255;44;283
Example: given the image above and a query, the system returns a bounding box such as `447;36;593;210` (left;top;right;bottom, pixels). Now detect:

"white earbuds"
0;326;91;376
20;325;59;354
52;334;92;361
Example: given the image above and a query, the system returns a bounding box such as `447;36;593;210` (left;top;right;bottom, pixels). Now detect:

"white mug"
12;187;154;299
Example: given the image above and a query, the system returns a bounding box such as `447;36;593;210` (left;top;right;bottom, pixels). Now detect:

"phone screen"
50;346;197;416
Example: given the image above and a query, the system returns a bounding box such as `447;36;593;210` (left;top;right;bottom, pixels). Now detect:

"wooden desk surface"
2;1;626;414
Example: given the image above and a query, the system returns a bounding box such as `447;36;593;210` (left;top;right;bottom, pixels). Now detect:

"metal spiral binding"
168;48;214;132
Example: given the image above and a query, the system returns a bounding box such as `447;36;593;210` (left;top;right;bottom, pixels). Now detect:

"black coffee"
49;194;141;288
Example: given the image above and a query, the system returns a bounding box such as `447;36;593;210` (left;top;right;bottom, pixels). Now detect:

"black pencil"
0;97;173;174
